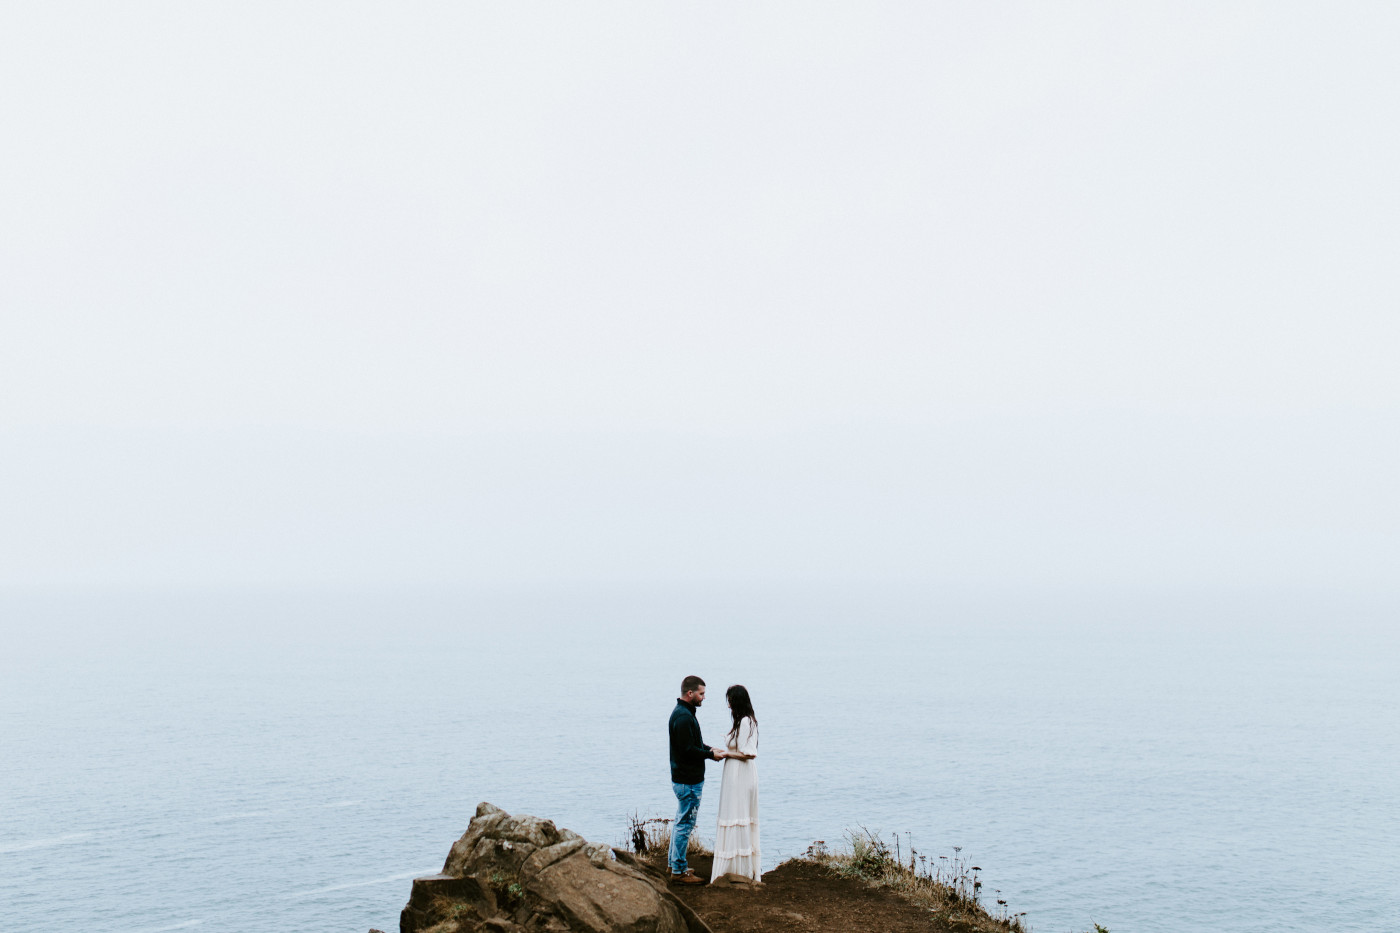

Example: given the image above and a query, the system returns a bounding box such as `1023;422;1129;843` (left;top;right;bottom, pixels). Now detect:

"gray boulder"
400;803;711;933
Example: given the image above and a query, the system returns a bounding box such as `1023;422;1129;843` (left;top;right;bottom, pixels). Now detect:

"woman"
711;684;760;884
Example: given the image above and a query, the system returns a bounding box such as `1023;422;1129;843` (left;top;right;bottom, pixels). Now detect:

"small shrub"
625;811;710;862
488;871;524;911
845;827;896;878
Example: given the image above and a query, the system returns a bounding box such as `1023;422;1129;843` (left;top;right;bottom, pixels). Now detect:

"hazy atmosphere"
5;7;1400;933
3;3;1396;593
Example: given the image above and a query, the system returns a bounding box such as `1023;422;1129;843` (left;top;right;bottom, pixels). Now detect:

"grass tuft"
625;811;711;861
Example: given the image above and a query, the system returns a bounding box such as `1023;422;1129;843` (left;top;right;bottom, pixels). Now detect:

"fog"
2;4;1396;594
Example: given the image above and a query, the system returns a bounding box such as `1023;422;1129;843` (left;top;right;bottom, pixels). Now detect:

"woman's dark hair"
726;684;756;744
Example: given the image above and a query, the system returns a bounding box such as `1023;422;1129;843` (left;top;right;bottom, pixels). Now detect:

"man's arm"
672;715;717;764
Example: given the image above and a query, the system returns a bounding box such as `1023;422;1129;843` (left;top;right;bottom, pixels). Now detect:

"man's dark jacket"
669;698;713;785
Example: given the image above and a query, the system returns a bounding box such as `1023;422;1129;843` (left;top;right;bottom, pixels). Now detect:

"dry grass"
626;811;712;861
795;828;1031;933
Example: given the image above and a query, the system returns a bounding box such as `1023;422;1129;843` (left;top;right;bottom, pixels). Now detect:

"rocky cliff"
396;802;711;933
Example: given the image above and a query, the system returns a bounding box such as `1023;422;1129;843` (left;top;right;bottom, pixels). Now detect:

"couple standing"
666;675;760;886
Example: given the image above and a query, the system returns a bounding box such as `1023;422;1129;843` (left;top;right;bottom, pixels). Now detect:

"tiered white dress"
710;716;760;883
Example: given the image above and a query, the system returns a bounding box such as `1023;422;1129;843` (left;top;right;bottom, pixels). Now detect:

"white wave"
136;921;203;932
320;800;362;808
197;811;273;823
0;832;92;853
282;867;438;899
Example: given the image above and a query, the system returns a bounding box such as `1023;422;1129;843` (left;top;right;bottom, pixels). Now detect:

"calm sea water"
2;587;1396;933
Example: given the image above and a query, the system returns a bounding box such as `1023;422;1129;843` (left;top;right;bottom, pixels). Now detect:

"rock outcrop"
399;802;711;933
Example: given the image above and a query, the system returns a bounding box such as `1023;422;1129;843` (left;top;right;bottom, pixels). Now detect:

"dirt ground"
667;854;970;933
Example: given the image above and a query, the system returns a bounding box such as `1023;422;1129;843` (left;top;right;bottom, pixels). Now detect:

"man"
667;675;723;884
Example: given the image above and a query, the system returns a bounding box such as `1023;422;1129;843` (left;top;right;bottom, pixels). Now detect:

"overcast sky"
2;4;1396;593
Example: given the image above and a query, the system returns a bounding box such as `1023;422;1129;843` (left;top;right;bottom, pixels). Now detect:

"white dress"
710;716;760;882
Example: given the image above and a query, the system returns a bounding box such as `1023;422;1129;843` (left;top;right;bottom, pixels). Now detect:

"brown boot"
670;869;705;885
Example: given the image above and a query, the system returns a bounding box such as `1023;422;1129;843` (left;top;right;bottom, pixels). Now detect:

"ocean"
2;586;1396;933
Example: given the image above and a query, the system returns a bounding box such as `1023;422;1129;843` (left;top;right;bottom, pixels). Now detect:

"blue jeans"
669;780;703;874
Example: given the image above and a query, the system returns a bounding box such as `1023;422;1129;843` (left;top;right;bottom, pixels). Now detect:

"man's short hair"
680;675;706;695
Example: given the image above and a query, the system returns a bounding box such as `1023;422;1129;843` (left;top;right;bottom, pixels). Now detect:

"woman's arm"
738;717;758;759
